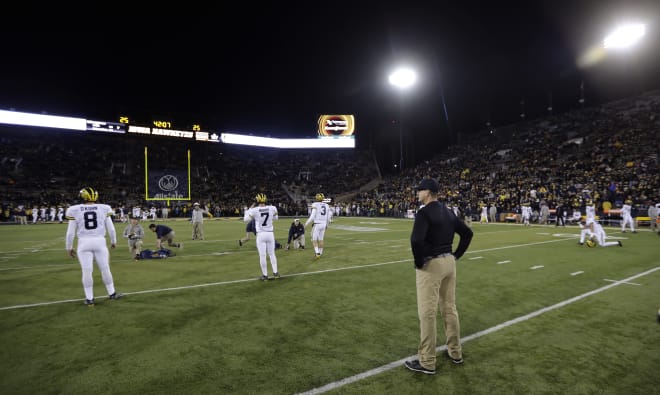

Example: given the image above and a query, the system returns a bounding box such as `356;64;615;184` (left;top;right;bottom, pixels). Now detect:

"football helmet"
585;238;596;248
79;187;98;202
256;193;267;203
315;193;324;202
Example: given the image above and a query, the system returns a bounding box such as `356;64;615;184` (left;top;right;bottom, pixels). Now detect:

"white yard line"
296;265;660;395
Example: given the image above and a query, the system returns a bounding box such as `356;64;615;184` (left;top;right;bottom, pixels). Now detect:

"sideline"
296;265;660;395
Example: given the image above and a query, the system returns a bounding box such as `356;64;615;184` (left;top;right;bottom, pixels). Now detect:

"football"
586;239;596;248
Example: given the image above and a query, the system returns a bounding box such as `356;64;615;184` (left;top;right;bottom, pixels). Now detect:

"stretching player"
584;221;622;247
578;200;596;245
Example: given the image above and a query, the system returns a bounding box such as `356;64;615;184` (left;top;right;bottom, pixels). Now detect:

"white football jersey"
245;205;278;232
65;204;117;247
306;202;331;226
621;204;631;217
585;205;596;223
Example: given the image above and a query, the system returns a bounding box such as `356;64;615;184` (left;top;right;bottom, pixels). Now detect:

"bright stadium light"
604;23;646;49
389;67;417;89
389;66;417;171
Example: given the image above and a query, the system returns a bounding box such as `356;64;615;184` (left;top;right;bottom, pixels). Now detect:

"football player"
583;221;622;247
244;193;279;280
620;198;636;233
305;193;332;259
578;200;597;245
65;187;123;306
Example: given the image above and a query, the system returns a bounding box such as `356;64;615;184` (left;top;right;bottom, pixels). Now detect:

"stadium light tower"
388;67;417;172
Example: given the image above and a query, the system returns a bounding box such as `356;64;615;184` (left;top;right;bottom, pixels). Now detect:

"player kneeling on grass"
582;221;622;248
123;215;144;260
285;218;305;250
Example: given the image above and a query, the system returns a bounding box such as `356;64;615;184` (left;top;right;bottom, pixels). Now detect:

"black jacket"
410;201;473;268
287;222;305;243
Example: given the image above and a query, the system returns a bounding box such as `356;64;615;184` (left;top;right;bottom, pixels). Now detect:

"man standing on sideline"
648;202;658;233
123;215;145;260
405;178;473;375
65;187;123;306
191;202;207;240
285;218;305;250
244;193;279;281
488;203;497;223
149;223;182;250
305;193;332;259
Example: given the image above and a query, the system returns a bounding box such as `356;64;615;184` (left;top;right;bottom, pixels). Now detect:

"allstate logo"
158;175;179;191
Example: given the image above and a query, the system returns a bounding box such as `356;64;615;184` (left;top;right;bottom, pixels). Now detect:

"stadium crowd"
0;90;658;225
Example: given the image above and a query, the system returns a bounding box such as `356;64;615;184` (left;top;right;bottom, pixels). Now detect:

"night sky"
2;1;659;169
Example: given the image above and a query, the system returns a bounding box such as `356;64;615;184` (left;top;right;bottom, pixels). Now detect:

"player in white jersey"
579;200;596;245
620;199;636;233
479;204;488;224
244;193;279;281
57;206;64;223
65;187;123;306
305;193;332;259
521;203;532;226
584;221;622;247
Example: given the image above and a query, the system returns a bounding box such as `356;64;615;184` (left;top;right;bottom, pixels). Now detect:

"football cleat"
85;298;95;307
79;187;98;202
260;275;269;281
109;292;123;300
273;272;280;278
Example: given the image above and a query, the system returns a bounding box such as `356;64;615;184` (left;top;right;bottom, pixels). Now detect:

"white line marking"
497;260;511;264
530;265;544;270
296;266;660;395
603;279;641;286
0;259;412;310
469;256;483;260
571;271;584;276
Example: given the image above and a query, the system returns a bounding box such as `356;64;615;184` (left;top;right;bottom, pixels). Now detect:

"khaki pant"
293;234;305;249
415;254;461;370
192;222;204;240
128;239;143;256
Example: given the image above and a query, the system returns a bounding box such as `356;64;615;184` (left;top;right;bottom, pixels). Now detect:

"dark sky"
2;1;660;169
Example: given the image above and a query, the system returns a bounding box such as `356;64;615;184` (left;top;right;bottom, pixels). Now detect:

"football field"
0;217;658;394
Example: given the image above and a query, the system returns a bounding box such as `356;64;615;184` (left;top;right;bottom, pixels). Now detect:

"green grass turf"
0;217;658;394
